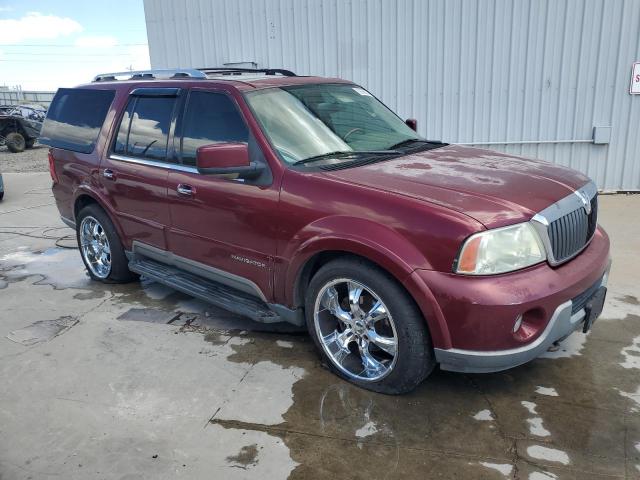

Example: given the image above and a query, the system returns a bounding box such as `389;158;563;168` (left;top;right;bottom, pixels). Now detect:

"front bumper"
434;266;609;373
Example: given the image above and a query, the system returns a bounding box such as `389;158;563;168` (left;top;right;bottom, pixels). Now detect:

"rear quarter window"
39;88;115;154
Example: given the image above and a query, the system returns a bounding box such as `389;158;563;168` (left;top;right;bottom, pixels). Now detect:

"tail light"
48;150;59;183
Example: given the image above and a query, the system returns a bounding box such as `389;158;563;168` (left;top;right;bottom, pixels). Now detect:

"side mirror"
405;118;418;131
196;143;264;178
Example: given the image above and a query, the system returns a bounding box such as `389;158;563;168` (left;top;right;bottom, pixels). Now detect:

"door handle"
103;168;115;180
176;184;195;196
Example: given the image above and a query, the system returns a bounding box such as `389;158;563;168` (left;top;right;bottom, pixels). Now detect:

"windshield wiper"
293;150;400;166
389;138;445;150
389;139;429;149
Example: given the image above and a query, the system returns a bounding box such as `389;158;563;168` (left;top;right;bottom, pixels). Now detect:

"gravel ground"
0;143;49;173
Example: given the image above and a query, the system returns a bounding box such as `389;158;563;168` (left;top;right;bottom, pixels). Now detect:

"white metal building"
143;0;640;191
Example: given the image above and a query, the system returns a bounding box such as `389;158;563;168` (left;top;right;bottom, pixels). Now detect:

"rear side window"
114;96;176;161
40;88;114;153
181;91;249;166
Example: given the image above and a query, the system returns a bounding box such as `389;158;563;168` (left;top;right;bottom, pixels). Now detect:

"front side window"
114;96;175;161
180;91;249;166
245;83;420;164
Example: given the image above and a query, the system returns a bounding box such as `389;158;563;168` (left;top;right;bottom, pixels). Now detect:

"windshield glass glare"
245;83;421;164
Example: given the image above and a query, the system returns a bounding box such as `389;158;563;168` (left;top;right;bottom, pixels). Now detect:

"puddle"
601;293;640;320
117;308;182;324
0;247;305;337
539;333;587;359
0;248;91;290
7;316;78;346
618;386;640;412
620;335;640;370
198;312;640;478
618;294;639;306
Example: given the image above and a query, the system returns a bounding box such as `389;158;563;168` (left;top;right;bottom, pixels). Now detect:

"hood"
321;145;591;228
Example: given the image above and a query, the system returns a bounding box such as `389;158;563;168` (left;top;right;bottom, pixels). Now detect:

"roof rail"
93;69;207;82
197;67;296;77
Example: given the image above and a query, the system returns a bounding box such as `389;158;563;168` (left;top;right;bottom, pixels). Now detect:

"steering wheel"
342;127;365;141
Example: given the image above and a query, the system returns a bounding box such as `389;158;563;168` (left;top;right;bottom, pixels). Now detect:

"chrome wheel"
314;278;398;382
79;215;111;279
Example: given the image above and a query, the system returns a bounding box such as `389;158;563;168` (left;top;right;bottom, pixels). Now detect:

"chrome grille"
548;195;597;263
531;182;599;266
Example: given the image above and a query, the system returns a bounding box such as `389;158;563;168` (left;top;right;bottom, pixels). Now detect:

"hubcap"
314;278;398;382
79;216;111;279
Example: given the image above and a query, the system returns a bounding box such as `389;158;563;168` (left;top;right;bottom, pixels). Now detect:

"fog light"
512;314;523;333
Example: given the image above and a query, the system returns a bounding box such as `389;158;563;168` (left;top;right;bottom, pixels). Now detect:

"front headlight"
454;222;546;275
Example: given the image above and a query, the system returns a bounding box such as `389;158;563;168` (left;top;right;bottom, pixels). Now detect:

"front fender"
281;216;452;348
283;216;431;287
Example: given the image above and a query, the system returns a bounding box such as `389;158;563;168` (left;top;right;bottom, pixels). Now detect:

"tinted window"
39;88;115;153
113;100;134;155
181;91;248;166
120;96;175;161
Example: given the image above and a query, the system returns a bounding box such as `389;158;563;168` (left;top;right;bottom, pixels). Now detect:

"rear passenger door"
101;88;181;250
166;88;279;302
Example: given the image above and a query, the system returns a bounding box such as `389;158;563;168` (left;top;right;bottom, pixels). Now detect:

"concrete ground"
0;172;639;480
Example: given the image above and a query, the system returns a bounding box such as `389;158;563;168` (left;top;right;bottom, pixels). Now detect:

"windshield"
245;83;421;164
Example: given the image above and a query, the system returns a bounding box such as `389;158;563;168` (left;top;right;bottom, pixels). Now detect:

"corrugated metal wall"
143;0;640;190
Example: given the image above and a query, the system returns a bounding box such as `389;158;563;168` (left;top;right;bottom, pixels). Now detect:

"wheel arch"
284;223;451;349
72;189;127;246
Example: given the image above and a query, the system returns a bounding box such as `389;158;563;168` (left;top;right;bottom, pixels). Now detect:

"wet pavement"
0;172;639;479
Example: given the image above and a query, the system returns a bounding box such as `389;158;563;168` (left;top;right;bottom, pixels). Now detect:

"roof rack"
197;67;296;77
93;69;207;82
92;67;296;83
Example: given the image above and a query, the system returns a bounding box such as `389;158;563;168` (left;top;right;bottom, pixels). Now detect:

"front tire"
305;257;435;394
76;204;138;283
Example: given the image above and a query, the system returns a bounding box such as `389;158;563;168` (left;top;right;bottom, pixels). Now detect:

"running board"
129;257;286;324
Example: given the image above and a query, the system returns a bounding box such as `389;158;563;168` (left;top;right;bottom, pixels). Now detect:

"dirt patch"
0;144;49;173
618;295;639;306
226;444;259;469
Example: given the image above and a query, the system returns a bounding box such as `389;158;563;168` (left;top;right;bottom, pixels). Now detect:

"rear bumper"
433;266;609;373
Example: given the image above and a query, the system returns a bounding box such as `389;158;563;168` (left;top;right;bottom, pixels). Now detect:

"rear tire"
76;204;138;283
5;132;25;153
305;257;435;394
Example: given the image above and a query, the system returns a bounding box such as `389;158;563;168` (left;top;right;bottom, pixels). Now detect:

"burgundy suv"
41;68;610;394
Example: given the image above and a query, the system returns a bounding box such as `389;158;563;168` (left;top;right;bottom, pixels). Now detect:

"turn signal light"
456;236;481;273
